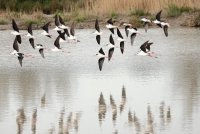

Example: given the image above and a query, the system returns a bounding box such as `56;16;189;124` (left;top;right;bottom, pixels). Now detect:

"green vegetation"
167;4;192;17
0;0;93;14
130;9;150;17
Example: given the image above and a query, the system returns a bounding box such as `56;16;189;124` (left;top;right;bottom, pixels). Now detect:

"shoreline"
0;11;200;30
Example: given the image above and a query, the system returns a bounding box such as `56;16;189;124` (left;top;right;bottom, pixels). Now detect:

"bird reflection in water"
58;108;65;134
110;95;117;125
120;85;126;113
128;110;141;133
41;93;46;108
63;112;81;134
31;108;37;134
98;92;107;125
16;108;26;134
166;106;171;123
144;105;154;134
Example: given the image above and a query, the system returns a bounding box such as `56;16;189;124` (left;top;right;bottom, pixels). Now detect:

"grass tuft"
167;4;192;17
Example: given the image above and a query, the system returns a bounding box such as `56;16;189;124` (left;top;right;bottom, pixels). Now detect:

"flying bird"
153;10;162;28
14;52;24;67
161;22;170;37
27;23;35;49
96;48;106;71
36;44;45;58
53;14;62;33
11;19;22;44
11;37;19;55
119;22;132;37
52;35;63;52
116;28;125;54
106;18;117;34
107;34;116;61
58;15;70;36
41;22;52;38
137;41;157;58
141;18;151;32
94;19;102;45
127;27;140;46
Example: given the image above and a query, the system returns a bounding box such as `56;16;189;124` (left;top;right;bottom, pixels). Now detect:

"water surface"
0;28;200;134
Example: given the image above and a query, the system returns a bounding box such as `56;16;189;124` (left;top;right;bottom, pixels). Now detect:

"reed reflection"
144;105;154;134
41;93;46;108
16;108;26;134
58;108;65;134
119;86;126;114
98;92;107;125
31;108;37;134
128;110;141;133
110;95;117;125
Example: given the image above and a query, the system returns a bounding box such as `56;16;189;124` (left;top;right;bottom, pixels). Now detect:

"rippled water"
0;28;200;134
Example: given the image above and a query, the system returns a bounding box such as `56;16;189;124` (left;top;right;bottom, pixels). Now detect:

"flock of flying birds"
10;10;169;71
95;10;169;71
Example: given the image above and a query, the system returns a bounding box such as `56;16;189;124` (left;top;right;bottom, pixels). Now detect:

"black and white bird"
41;22;52;38
36;44;45;58
127;27;141;46
94;19;102;45
96;48;107;71
53;14;62;33
11;19;22;44
107;34;116;61
116;28;125;54
58;15;70;36
141;18;151;32
106;18;117;34
52;35;63;52
68;22;79;42
14;52;24;67
161;22;170;37
137;41;157;58
27;23;35;49
10;36;19;55
153;10;162;28
119;22;132;37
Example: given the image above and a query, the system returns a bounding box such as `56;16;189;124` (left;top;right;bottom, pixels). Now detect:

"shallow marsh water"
0;28;200;134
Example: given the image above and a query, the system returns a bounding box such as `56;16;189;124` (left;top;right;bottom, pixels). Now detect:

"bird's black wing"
39;48;45;58
29;38;35;49
16;35;21;44
108;48;114;61
98;57;105;71
96;35;100;45
109;34;115;45
55;14;60;26
125;26;129;37
59;15;65;25
54;36;60;49
28;23;33;35
99;48;105;55
117;28;123;39
42;22;51;33
140;41;149;53
107;18;113;25
109;28;114;34
12;19;19;32
156;10;162;21
163;25;168;37
13;37;19;52
95;19;100;32
120;41;124;54
130;33;136;46
70;22;75;36
59;32;66;41
17;53;24;67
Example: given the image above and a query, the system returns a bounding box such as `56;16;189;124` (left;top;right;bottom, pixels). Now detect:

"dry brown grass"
90;0;200;15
